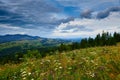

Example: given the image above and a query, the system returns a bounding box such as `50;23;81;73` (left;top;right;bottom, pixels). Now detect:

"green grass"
0;44;120;80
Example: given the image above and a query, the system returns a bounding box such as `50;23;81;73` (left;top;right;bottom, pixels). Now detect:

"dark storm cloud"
97;10;110;19
0;0;63;29
109;6;120;11
59;25;93;33
0;7;30;27
80;9;93;19
80;6;120;19
58;17;74;23
97;6;120;19
0;0;119;29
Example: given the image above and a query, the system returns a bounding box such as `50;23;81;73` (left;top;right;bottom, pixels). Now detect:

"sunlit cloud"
52;12;120;38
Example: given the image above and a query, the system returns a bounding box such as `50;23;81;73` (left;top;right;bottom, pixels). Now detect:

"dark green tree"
88;37;95;47
95;33;101;46
80;38;88;48
114;32;120;42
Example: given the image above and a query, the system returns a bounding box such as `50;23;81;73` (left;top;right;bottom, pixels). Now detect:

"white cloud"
0;24;52;38
51;12;120;38
0;24;29;35
0;24;21;30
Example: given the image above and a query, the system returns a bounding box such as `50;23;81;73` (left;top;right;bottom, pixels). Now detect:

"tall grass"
0;44;120;80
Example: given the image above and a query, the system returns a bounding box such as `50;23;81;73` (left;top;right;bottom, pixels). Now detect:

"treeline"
58;32;120;51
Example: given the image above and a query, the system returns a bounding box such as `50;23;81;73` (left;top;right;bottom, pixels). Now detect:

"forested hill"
0;34;71;57
0;34;43;43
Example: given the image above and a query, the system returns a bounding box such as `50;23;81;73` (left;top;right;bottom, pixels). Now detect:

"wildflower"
58;63;61;65
59;66;62;69
90;52;96;55
90;73;95;77
22;71;26;74
95;63;98;66
54;60;57;63
90;60;94;63
46;60;50;62
23;77;26;80
68;67;72;70
22;73;27;77
28;72;31;75
40;72;47;76
54;68;58;71
40;62;43;65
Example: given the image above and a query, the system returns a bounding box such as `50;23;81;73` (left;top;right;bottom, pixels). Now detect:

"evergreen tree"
80;38;88;48
114;32;120;42
95;33;101;46
88;37;95;47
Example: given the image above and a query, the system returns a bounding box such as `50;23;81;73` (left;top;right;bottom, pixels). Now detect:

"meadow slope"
0;44;120;80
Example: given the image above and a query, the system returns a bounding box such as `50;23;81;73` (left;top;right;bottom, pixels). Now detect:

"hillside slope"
0;34;41;43
0;35;70;56
0;44;120;80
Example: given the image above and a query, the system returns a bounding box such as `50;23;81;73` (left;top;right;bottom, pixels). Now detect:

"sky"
0;0;120;38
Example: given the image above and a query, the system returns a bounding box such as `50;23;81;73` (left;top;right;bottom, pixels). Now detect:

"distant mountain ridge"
0;34;42;43
0;34;71;57
0;34;81;43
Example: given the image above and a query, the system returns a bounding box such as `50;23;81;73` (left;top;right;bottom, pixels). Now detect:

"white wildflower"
46;60;50;62
90;73;95;77
68;67;72;70
55;68;58;71
59;66;62;69
23;77;26;80
28;72;31;75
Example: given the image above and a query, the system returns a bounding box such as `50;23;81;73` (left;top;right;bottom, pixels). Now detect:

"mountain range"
0;34;71;56
0;34;81;43
0;34;82;56
0;34;42;43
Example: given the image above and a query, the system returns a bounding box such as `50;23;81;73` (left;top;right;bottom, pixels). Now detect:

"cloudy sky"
0;0;120;38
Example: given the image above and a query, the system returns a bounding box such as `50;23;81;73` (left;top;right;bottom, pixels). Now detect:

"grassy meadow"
0;43;120;80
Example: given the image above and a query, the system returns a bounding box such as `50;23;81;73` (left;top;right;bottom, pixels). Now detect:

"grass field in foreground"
0;44;120;80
